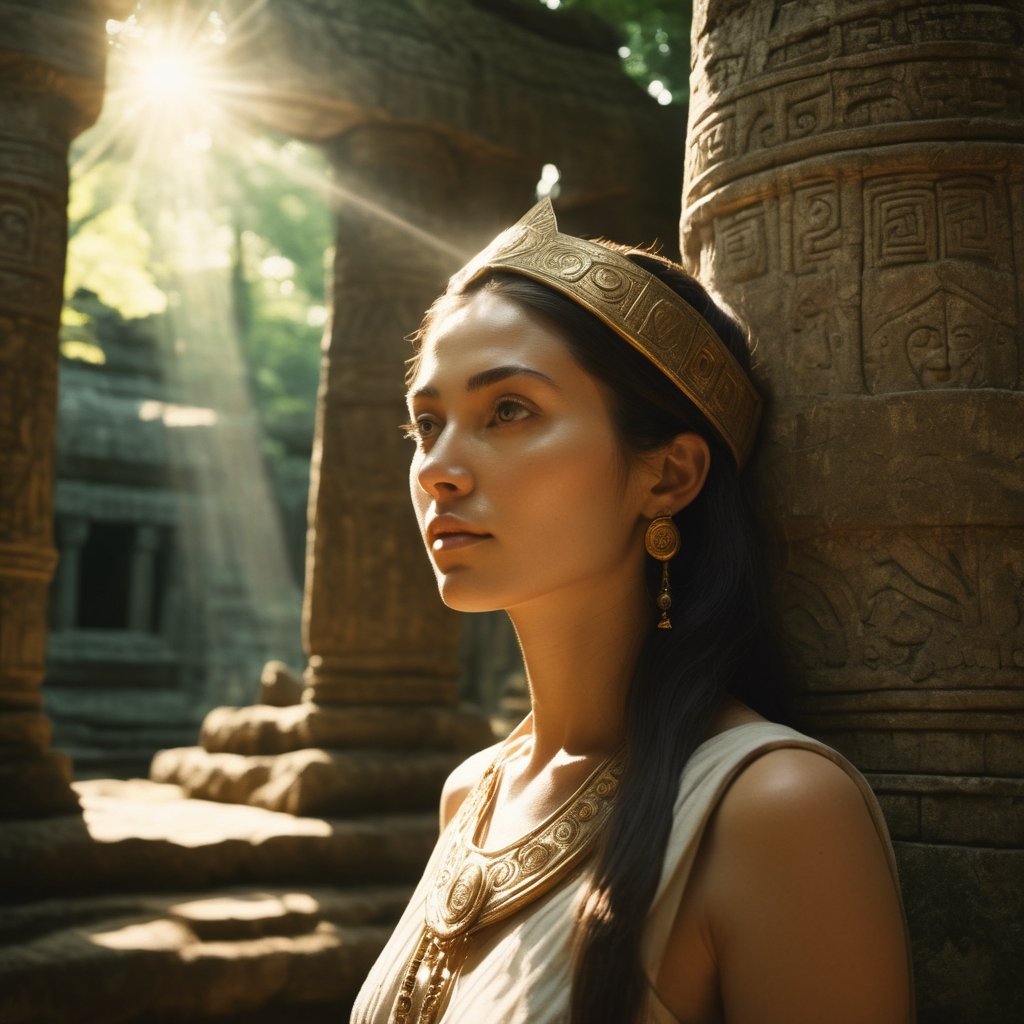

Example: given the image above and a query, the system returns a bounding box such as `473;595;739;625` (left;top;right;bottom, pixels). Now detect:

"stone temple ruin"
0;1;1021;1022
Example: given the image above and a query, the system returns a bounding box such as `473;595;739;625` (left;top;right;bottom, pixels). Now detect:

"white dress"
350;722;905;1024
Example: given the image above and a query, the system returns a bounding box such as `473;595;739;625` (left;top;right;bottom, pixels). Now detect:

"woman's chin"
436;581;505;615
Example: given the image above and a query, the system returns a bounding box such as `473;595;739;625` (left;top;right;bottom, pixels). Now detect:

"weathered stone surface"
260;660;304;707
221;0;683;242
281;0;682;708
201;701;495;756
896;843;1024;1024
683;2;1023;1018
0;779;436;901
0;885;404;1024
0;0;117;817
150;745;465;817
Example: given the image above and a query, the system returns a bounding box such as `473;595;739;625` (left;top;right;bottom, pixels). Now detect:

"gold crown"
449;198;762;469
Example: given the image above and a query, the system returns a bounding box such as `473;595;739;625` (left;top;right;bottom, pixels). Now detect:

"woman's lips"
431;532;490;552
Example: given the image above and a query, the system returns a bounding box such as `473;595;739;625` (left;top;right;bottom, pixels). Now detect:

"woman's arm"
705;748;912;1023
661;747;913;1024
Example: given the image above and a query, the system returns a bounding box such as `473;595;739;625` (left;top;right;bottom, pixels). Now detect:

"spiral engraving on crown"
589;264;631;302
541;244;590;281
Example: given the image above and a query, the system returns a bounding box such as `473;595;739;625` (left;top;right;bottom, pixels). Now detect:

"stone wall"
681;2;1023;1020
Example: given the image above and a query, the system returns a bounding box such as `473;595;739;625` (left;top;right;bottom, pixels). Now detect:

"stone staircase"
0;778;434;1023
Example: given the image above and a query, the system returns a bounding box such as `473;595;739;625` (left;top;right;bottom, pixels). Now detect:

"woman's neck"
506;570;649;770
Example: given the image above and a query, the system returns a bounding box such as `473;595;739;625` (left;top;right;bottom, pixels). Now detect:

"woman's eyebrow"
408;364;559;402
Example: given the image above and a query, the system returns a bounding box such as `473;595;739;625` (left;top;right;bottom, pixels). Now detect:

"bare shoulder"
699;745;912;1024
722;746;873;829
438;741;504;831
709;746;892;899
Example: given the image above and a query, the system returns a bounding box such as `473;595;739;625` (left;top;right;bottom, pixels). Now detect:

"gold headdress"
449;198;762;469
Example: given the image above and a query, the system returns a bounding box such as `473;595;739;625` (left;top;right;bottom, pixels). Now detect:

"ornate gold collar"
389;743;625;1024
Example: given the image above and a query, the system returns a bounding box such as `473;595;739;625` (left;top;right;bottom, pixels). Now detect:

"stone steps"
0;884;405;1023
0;779;437;901
0;779;429;1023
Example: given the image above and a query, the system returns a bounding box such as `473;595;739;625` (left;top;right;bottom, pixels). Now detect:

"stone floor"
0;779;434;1023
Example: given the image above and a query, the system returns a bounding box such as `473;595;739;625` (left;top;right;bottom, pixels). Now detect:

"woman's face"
405;289;657;615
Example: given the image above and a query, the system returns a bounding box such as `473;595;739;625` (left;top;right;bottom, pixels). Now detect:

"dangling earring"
645;514;680;630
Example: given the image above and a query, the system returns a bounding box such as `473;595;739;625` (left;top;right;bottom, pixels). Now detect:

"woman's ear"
640;433;710;518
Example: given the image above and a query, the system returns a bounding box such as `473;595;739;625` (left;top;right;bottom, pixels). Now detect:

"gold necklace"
389;744;625;1024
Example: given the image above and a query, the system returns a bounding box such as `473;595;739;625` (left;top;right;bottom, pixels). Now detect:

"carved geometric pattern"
714;204;769;283
793;179;842;271
940;182;996;261
868;184;937;266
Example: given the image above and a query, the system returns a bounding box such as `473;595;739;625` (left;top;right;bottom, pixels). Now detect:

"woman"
350;199;913;1024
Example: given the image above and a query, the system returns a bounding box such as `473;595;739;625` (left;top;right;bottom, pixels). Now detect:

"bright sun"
138;49;206;103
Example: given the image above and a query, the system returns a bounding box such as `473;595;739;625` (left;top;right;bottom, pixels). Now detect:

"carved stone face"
865;282;1017;392
904;293;986;387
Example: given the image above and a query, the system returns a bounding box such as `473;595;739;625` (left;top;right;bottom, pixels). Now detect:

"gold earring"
645;514;680;630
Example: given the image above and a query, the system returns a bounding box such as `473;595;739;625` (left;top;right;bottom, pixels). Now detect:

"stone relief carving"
712;203;770;283
864;280;1017;392
779;531;1024;688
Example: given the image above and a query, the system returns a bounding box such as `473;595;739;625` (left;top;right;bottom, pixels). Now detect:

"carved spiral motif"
594;778;618;798
489;859;518;890
645;518;680;561
443;864;485;925
541;244;589;281
552;818;580;846
576;800;596;821
520;843;553;873
590;264;631;301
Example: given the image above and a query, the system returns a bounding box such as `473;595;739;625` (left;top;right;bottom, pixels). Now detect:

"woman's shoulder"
438;741;504;830
659;717;911;1023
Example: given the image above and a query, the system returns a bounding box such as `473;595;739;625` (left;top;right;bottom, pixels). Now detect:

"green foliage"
66;160;168;319
546;0;693;101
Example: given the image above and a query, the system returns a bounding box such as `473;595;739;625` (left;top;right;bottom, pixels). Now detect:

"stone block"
260;661;303;707
151;745;463;816
873;793;920;842
896;843;1024;1024
0;751;79;818
0;779;437;900
817;728;987;775
920;794;1023;847
201;702;494;756
0;884;403;1023
984;731;1024;775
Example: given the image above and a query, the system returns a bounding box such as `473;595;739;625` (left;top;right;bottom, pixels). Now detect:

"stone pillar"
0;0;125;816
682;2;1023;1019
50;516;89;632
127;524;160;633
303;124;530;707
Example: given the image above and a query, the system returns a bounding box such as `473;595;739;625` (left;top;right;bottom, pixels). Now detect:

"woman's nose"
415;430;475;498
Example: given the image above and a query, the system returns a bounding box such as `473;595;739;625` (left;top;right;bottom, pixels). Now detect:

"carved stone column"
304;124;532;706
681;2;1023;1018
0;0;125;816
127;524;160;633
50;517;88;632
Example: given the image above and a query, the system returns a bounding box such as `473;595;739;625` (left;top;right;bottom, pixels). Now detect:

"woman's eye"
400;417;439;443
493;399;531;424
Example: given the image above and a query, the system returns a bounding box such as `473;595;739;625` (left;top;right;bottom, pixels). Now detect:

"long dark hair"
414;249;785;1023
